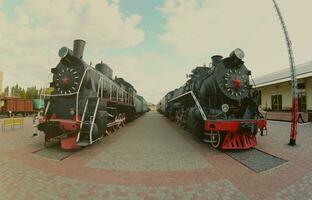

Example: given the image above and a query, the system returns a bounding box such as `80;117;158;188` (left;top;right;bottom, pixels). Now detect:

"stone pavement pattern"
0;114;312;199
0;156;246;200
87;112;210;171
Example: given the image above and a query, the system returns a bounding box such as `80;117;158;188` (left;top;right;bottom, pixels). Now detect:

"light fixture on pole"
272;0;298;146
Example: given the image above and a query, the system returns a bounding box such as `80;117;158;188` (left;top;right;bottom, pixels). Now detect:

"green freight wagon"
136;95;149;113
33;99;44;110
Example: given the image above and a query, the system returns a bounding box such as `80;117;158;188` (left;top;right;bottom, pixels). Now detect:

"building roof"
253;61;312;87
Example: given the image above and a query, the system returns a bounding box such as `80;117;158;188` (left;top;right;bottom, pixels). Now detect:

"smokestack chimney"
73;39;86;59
211;55;223;67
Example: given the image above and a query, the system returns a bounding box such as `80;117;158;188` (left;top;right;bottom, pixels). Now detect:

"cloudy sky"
0;0;311;103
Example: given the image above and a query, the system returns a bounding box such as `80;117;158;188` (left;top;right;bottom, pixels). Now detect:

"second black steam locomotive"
38;39;148;149
157;49;267;149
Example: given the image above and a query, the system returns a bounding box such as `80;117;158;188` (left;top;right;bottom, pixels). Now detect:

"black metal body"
40;40;137;138
159;50;263;135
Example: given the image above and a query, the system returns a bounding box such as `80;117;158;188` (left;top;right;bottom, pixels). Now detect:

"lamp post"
272;0;298;145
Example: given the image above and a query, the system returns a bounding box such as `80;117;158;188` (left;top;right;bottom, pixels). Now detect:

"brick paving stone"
257;121;312;157
0;117;43;155
274;171;312;200
87;113;210;171
0;156;246;200
0;113;312;200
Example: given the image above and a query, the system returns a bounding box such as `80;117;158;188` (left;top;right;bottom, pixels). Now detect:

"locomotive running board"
169;91;207;120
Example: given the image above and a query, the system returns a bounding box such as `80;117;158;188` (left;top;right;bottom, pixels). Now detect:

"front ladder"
76;97;100;146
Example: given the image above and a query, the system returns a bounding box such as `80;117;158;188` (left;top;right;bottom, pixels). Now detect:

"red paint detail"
61;136;80;150
222;132;257;149
204;119;266;149
232;79;241;89
38;116;45;124
50;113;57;119
75;115;81;121
290;98;298;140
39;113;57;124
61;76;69;85
49;119;80;132
204;119;266;132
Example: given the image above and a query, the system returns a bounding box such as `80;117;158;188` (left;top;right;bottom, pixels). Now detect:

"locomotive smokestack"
73;39;86;59
211;55;223;67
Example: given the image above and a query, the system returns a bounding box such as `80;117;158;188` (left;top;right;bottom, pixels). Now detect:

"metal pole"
272;0;298;145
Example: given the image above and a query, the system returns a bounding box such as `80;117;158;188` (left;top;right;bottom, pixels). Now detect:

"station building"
253;61;312;122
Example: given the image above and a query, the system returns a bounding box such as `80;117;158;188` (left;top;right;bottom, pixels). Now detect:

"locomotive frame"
38;40;145;150
158;49;267;150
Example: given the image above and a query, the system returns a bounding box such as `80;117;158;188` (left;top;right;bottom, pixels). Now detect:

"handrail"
42;92;78;97
76;98;89;142
40;63;136;122
169;90;207;121
75;68;90;121
90;98;99;144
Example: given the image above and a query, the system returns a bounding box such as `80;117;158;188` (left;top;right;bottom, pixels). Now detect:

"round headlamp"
69;108;75;116
258;105;264;113
221;104;230;113
58;47;69;58
230;48;245;60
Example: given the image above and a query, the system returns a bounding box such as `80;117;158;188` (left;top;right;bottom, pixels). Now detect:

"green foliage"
4;84;42;99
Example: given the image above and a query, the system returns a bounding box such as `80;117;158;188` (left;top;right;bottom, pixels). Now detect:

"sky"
0;0;312;104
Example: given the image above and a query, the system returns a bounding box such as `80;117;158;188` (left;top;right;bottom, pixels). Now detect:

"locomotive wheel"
120;117;125;127
210;131;221;149
117;114;123;128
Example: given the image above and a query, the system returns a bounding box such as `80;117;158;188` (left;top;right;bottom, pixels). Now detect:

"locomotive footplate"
38;119;80;133
204;119;267;150
239;122;258;135
204;119;266;133
38;120;61;134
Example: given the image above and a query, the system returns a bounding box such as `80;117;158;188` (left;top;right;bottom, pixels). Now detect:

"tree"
4;86;9;96
3;84;41;99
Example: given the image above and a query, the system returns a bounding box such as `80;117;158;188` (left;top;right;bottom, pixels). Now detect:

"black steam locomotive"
157;49;267;149
38;40;146;149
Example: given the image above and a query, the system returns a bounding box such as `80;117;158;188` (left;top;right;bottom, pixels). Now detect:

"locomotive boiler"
38;39;147;149
157;49;267;149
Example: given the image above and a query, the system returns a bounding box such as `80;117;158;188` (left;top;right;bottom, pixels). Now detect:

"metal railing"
40;65;136;122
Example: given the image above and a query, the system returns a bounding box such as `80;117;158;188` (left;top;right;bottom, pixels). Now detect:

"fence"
1;118;24;131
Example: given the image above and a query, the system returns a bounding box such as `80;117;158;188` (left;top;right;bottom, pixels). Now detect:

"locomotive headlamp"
230;48;245;60
59;47;69;58
221;104;230;113
258;105;264;113
69;108;75;116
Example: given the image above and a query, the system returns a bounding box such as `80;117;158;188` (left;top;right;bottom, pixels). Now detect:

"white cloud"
160;0;312;77
103;53;192;103
0;0;144;88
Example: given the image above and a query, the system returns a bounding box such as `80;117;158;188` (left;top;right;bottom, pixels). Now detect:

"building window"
271;95;282;111
298;83;306;112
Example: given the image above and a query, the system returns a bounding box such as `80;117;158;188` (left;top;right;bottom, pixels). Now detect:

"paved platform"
0;114;311;199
